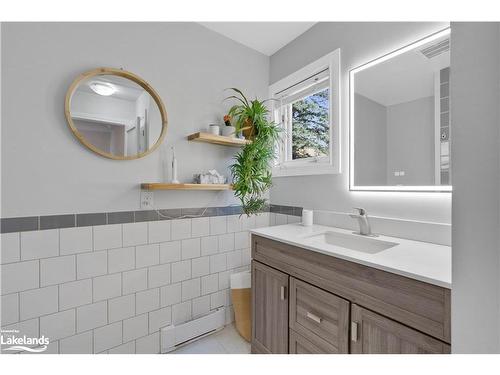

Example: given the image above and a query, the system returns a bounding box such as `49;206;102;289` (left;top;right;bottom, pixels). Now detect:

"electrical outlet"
140;191;154;209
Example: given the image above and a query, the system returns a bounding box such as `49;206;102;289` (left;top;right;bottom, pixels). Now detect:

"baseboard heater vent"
161;307;226;353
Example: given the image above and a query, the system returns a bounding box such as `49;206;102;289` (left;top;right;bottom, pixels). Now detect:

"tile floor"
171;324;250;354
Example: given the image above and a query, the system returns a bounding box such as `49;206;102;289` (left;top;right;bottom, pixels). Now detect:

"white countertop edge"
250;225;452;289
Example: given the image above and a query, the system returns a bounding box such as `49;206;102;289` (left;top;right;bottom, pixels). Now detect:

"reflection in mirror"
66;70;166;159
350;29;451;191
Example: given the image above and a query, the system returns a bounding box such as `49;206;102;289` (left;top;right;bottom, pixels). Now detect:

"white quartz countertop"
250;224;451;289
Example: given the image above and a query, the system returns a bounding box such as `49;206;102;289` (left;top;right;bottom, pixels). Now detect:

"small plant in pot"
225;88;281;216
222;114;237;138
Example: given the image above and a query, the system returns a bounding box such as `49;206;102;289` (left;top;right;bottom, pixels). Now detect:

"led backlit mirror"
65;68;167;160
350;29;451;191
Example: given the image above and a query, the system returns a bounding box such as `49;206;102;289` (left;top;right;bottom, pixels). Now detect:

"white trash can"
230;270;251;342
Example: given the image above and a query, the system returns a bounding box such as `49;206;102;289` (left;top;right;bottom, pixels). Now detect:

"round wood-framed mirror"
65;67;168;160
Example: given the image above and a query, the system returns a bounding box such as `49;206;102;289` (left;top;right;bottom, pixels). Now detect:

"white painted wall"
269;22;451;224
1;23;269;217
354;94;435;187
386;96;435;186
353;93;387;186
451;22;500;353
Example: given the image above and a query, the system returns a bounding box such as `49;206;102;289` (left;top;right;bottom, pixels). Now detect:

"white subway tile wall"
19;286;59;320
77;301;107;332
1;293;19;326
135;244;160;268
1;233;20;263
148;306;171;334
171;219;191;240
60;227;92;255
93;224;122;251
108;295;135;323
148;221;171;244
159;241;181;264
123;223;148;247
108;246;135;273
136;288;160;315
0;212;292;354
40;255;76;287
108;339;135;354
20;229;59;261
60;331;93;354
160;283;182;307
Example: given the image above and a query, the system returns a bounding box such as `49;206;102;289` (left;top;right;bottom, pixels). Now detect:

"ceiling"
199;22;316;56
355;36;450;107
79;75;146;102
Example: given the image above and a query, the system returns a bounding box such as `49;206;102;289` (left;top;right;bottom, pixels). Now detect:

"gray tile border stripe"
269;204;281;214
0;204;302;233
76;213;107;227
270;204;302;216
1;216;39;233
279;205;295;215
293;207;303;217
134;210;159;222
107;211;135;225
40;214;76;230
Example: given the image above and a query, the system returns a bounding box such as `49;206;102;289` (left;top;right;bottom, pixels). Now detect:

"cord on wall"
151;191;241;220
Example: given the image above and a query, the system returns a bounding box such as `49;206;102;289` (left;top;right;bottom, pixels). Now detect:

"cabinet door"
350;305;451;354
289;330;330;354
251;260;289;354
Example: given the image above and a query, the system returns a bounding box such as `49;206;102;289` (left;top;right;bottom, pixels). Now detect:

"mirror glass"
350;30;451;191
67;71;166;159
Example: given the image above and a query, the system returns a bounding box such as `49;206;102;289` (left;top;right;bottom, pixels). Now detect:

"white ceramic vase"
222;126;236;137
209;124;220;136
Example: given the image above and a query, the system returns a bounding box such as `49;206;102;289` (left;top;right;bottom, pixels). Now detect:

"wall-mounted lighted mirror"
65;68;167;160
350;28;451;191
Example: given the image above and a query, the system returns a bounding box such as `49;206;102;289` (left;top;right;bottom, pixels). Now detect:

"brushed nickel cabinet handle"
351;321;358;342
280;286;286;300
306;311;322;323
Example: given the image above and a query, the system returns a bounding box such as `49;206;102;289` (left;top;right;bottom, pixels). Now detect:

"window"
290;84;329;160
269;49;340;176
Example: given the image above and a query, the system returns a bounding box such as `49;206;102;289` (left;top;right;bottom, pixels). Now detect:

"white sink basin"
302;231;398;254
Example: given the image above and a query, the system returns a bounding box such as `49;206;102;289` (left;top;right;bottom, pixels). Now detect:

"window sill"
272;164;340;177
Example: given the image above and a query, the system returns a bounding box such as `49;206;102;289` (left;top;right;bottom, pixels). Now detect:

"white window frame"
269;49;341;177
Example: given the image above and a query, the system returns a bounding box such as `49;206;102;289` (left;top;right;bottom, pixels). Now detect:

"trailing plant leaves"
225;88;249;106
226;89;281;216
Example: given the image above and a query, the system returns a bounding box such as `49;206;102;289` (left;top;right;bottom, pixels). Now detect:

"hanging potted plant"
225;88;281;216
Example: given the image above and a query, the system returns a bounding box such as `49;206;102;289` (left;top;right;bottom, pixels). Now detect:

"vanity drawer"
289;277;349;353
289;329;332;354
252;235;451;343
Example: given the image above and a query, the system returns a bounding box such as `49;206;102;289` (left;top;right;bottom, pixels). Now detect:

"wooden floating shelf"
141;183;233;191
187;132;250;147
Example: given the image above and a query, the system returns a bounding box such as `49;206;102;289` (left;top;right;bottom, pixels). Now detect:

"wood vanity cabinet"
251;261;289;354
350;304;450;354
251;235;451;354
289;277;350;353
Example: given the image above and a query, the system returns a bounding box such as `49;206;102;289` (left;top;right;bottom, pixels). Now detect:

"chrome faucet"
349;208;375;236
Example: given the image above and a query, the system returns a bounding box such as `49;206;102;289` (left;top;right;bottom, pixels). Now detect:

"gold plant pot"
241;119;254;140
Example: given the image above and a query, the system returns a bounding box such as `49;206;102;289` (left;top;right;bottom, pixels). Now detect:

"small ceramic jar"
209;124;220;135
222;126;236;137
